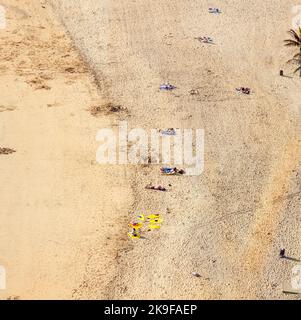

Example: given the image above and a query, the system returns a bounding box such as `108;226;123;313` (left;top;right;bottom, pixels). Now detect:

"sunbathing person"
197;36;213;44
146;183;155;190
236;87;251;95
209;7;221;14
241;87;250;94
146;183;167;191
173;167;185;174
160;128;176;136
160;83;176;91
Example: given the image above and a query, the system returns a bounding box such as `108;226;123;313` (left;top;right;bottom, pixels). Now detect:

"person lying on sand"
236;87;251;95
209;7;221;14
145;183;167;191
160;83;176;91
159;128;176;136
196;36;214;44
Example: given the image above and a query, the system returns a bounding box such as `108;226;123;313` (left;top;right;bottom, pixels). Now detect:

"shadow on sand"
282;256;301;262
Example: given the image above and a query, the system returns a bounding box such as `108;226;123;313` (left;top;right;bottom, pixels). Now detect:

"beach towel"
148;224;161;229
161;167;175;174
128;232;140;239
149;218;164;224
147;214;160;220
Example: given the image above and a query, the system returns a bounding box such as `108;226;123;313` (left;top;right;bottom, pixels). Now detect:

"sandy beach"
0;0;301;299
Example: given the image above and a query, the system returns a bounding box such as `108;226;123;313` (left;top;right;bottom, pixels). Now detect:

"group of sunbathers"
132;8;225;239
128;214;162;238
195;8;221;45
143;166;185;198
195;7;222;44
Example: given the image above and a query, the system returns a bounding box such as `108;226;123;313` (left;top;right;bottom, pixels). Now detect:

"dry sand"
0;0;133;299
0;0;301;299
